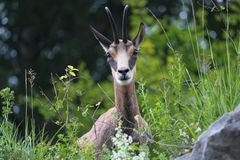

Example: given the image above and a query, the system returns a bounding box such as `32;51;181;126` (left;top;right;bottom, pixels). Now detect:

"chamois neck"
114;81;140;123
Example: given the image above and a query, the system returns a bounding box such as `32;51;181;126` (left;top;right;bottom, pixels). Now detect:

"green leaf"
72;68;79;71
96;101;101;107
67;65;74;70
69;71;76;77
82;108;88;117
59;75;67;80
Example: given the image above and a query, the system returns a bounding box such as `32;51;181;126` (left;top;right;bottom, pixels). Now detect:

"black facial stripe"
129;55;137;70
108;58;117;71
105;52;111;58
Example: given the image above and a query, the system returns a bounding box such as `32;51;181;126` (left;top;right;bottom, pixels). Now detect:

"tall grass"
138;1;240;159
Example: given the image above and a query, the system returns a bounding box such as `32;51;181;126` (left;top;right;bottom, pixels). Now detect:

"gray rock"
174;104;240;160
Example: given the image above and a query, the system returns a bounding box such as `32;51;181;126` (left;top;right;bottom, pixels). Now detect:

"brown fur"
78;78;152;159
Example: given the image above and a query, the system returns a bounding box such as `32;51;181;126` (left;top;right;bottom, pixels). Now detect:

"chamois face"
107;40;138;85
90;5;145;86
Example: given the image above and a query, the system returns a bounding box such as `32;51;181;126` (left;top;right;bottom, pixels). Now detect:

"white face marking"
111;51;135;86
116;50;129;71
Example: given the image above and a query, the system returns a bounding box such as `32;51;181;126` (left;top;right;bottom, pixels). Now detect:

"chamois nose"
118;68;129;75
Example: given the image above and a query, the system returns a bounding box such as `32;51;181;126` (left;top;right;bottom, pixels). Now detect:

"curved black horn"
105;7;119;44
122;5;128;43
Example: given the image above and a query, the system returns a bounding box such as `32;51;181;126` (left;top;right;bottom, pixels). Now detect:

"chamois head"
90;5;145;86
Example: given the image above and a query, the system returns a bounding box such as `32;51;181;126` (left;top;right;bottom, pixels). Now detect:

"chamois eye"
133;49;138;55
106;52;111;58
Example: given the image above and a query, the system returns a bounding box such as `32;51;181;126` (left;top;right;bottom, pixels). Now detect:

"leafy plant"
0;87;14;121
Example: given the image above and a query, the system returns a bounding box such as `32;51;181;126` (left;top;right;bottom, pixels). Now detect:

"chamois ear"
90;25;112;52
132;22;145;48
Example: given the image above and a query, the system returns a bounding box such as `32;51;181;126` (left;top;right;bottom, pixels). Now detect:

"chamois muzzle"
117;67;130;81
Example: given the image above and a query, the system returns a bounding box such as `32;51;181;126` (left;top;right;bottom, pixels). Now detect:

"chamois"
78;5;152;159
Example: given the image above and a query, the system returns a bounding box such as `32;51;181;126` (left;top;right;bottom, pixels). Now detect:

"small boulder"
174;104;240;160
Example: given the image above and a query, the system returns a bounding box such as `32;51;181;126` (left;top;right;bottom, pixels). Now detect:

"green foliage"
0;0;240;159
60;65;79;80
0;88;14;120
0;86;95;159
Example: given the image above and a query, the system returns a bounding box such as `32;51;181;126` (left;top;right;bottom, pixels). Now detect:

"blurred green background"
0;0;239;145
